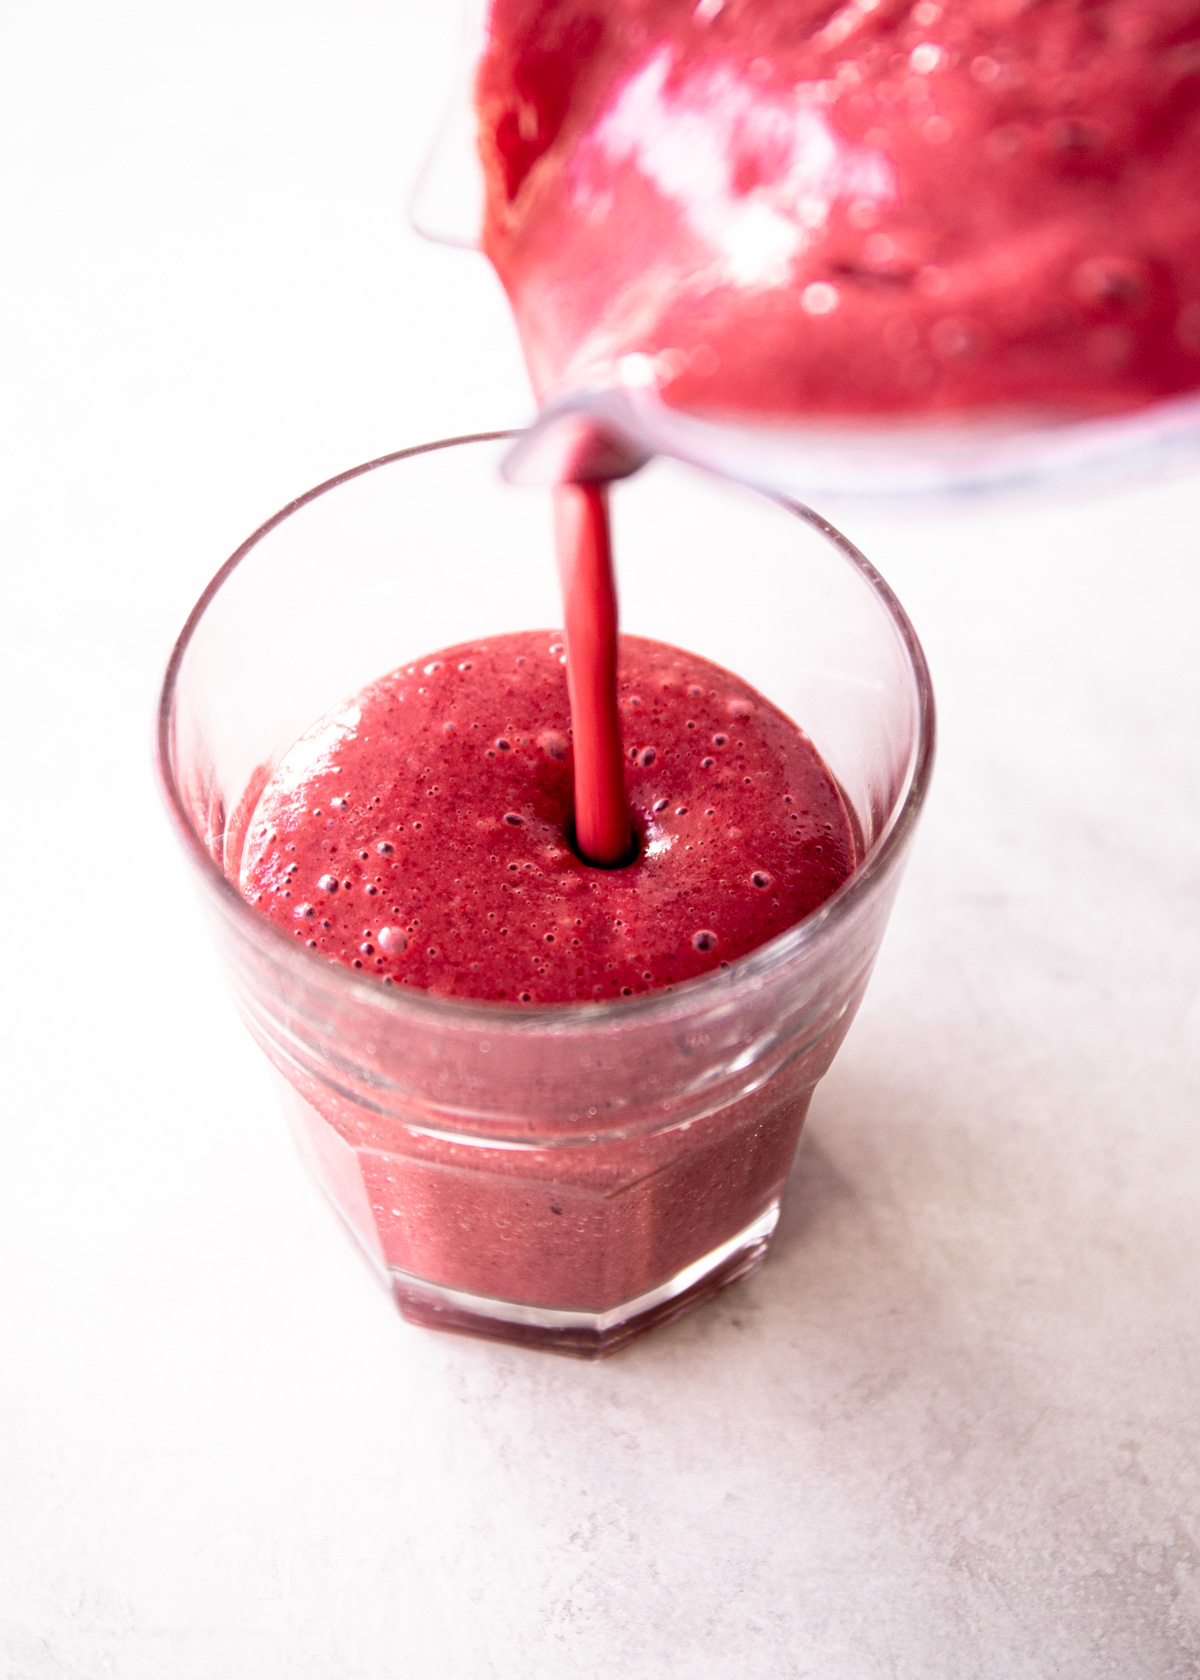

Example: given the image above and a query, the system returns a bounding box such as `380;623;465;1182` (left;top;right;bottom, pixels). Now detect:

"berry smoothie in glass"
158;434;933;1355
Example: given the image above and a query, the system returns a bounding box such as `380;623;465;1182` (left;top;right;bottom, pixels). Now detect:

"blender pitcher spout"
408;0;489;250
502;393;654;488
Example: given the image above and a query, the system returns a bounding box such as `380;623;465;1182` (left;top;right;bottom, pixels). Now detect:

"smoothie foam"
241;630;855;1003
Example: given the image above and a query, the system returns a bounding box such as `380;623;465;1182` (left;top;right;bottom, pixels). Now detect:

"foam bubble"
692;929;719;952
317;874;339;894
378;927;408;954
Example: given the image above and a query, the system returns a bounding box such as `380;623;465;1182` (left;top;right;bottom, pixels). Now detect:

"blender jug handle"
408;0;489;250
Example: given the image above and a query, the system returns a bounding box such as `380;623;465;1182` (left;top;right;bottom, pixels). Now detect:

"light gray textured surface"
2;5;1199;1676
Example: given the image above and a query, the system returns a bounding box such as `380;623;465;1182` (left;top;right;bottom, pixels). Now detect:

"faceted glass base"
388;1201;781;1359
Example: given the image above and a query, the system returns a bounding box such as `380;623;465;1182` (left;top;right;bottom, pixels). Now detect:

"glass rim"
156;430;936;1031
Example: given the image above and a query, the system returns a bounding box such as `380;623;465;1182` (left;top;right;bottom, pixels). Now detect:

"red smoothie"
554;482;632;865
238;630;857;1334
241;631;854;1002
477;0;1200;418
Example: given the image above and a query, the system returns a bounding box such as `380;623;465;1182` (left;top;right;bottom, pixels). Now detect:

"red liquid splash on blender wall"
477;0;1200;419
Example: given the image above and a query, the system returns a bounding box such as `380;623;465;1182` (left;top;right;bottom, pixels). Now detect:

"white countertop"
3;5;1198;1675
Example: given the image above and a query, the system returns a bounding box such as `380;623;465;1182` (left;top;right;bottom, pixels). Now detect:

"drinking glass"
157;434;934;1356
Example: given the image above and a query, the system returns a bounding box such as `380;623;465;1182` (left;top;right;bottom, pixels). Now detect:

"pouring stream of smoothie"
554;481;633;866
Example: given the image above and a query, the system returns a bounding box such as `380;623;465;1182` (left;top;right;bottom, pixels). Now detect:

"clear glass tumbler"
157;434;934;1356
